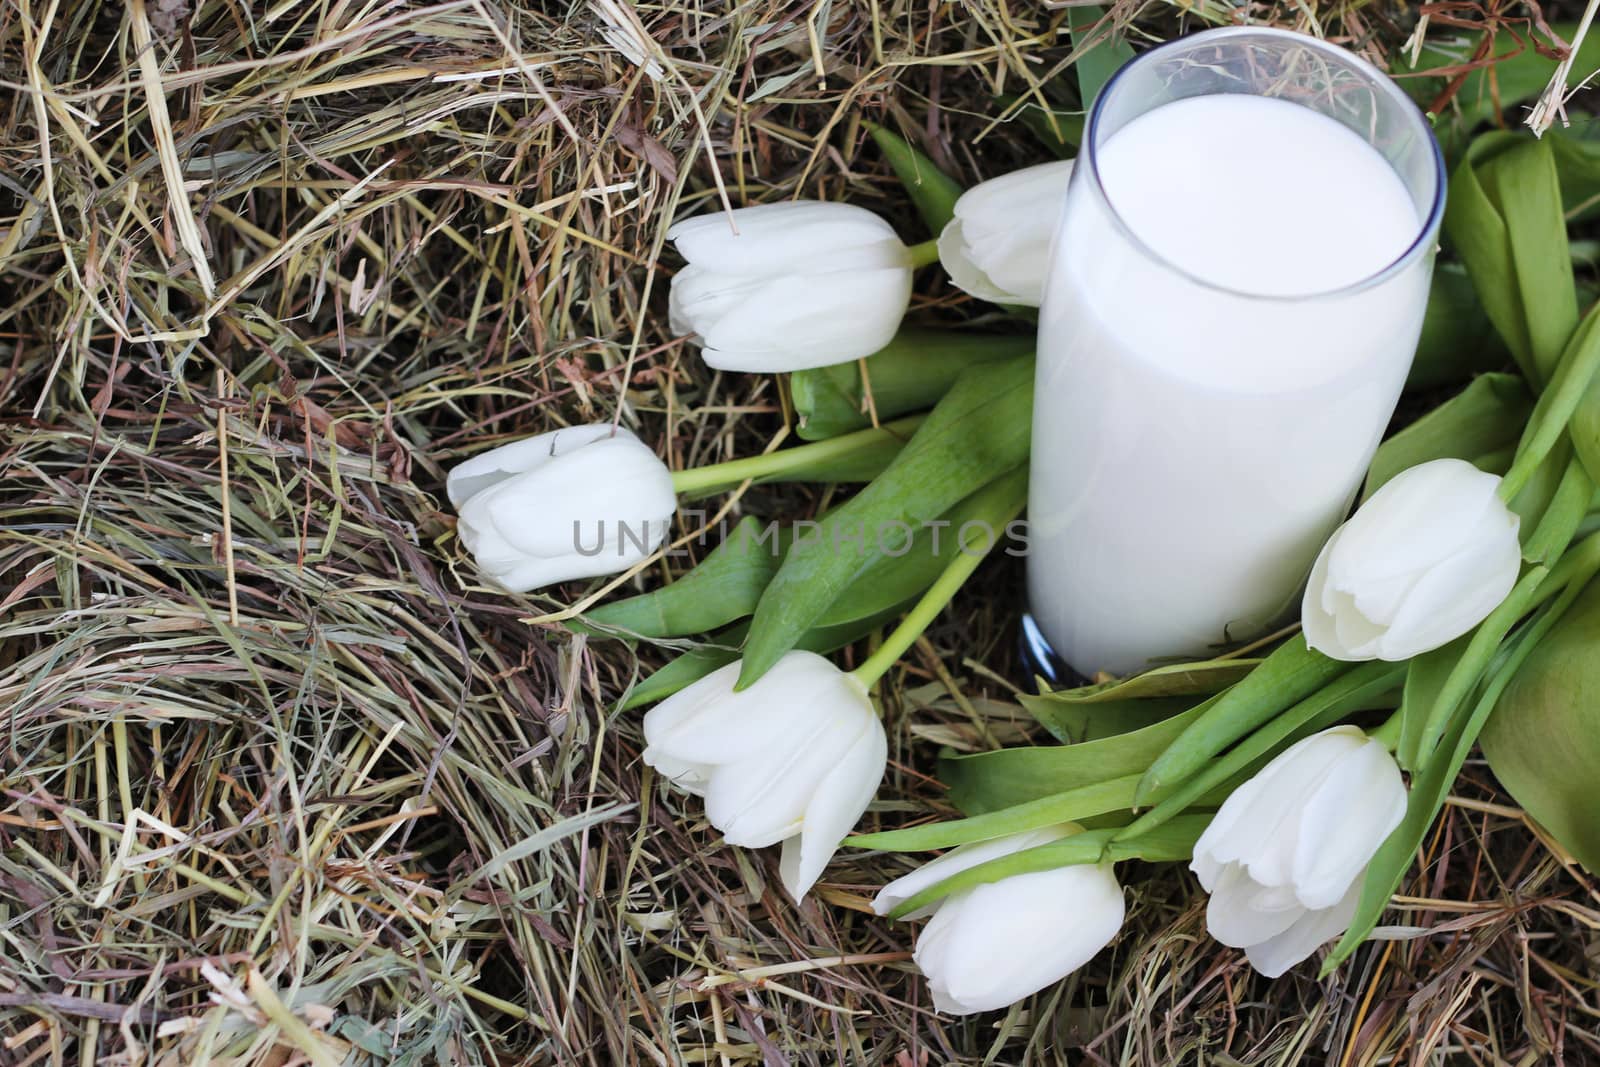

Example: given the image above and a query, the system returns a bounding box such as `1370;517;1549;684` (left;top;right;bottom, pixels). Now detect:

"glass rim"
1082;25;1447;303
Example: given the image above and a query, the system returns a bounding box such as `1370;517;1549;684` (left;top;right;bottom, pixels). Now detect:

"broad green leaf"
1550;128;1600;220
1021;657;1259;743
1482;573;1600;874
1023;696;1193;745
1478;140;1579;380
1115;660;1404;843
618;624;746;710
1135;635;1348;806
739;356;1035;687
867;123;964;236
790;330;1033;441
941;697;1216;815
1326;545;1600;973
1444;134;1576;385
1067;6;1134;108
582;516;785;639
1405;264;1510;391
593;468;1027;642
848;774;1143;852
818;467;1028;627
1363;373;1532;500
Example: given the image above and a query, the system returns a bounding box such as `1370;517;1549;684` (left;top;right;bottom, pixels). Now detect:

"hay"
1;0;1597;1064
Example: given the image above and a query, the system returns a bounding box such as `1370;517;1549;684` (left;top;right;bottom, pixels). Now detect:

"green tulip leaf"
1405;264;1511;391
867;122;964;236
1363;373;1532;501
789;330;1033;441
816;467;1028;628
1326;545;1600;974
1067;6;1134;109
739;355;1035;687
1446;135;1576;386
582;516;787;639
1021;657;1260;743
1482;573;1600;874
1134;635;1348;807
940;697;1215;815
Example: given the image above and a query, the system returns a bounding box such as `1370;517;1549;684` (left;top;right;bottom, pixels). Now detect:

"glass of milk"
1027;28;1445;679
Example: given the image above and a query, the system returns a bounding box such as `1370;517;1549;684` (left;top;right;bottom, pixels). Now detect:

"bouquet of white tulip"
440;101;1600;1020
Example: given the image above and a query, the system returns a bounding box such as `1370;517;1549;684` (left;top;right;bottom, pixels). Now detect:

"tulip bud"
1190;725;1406;978
642;650;886;900
1303;458;1522;661
447;424;676;593
936;160;1074;307
873;827;1125;1014
667;201;913;372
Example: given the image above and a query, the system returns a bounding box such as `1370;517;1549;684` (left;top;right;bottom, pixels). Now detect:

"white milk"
1028;93;1434;677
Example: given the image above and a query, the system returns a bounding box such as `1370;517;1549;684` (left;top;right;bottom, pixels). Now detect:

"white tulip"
447;424;676;593
1303;458;1522;661
874;827;1125;1014
1190;725;1407;978
937;160;1074;307
642;650;886;901
667;201;913;372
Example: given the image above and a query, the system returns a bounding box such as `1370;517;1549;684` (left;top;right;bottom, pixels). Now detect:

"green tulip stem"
850;490;1027;689
906;238;941;269
669;415;924;496
1369;707;1404;752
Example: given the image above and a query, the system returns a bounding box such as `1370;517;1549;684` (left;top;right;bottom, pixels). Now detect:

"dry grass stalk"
1;0;1597;1063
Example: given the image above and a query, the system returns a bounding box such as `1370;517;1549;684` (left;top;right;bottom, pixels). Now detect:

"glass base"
1018;612;1089;693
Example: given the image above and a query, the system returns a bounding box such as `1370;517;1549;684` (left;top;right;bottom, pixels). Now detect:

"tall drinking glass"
1027;28;1446;678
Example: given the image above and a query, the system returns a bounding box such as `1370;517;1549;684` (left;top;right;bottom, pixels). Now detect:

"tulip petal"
479;436;675;559
1326;590;1388;660
1303;530;1357;660
928;862;1124;1014
937;220;1014;305
643;652;866;767
1241;878;1363;978
643;750;713;797
1374;511;1522;660
1290;738;1407;909
669;201;903;274
1326;459;1504;588
446;424;618;507
668;265;762;338
1192;728;1362;887
698;268;912;372
779;717;888;900
1204;863;1306;947
708;707;865;849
